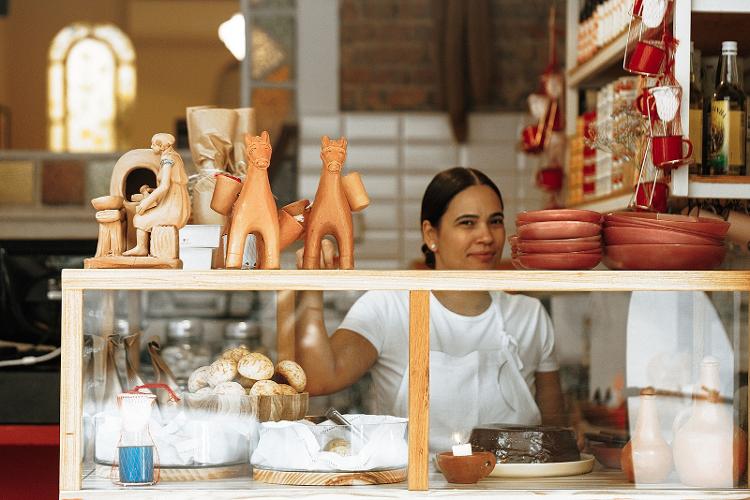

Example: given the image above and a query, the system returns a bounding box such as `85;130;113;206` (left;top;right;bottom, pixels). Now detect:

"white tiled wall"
299;112;549;269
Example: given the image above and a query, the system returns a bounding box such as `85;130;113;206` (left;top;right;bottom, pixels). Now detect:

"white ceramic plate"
489;454;594;478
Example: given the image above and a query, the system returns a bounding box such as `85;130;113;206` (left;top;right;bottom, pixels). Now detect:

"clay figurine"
302;136;369;270
85;133;190;269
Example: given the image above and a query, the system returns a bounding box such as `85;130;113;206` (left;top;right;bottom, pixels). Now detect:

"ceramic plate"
489;454;594;478
517;221;601;241
605;212;730;238
517;209;602;226
515;239;602;254
603;244;726;270
516;252;601;270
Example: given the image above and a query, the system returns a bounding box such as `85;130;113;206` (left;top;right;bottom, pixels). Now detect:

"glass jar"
222;320;261;353
161;319;211;386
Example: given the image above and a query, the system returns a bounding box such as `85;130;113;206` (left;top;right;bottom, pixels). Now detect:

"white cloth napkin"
251;414;408;472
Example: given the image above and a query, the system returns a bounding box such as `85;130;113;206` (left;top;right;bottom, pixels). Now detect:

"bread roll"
188;365;211;393
324;438;351;456
238;352;274;380
220;346;250;364
248;379;280;396
213;381;246;396
207;358;238;386
236;375;256;389
275;360;307;392
276;383;297;395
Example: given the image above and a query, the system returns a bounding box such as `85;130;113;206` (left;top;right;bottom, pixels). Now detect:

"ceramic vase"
672;356;747;487
621;388;672;483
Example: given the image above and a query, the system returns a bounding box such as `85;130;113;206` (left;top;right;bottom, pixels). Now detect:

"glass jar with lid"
161;319;212;386
222;320;261;353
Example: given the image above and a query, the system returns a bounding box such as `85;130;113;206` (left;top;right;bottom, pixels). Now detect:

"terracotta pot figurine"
302;136;369;270
621;387;672;484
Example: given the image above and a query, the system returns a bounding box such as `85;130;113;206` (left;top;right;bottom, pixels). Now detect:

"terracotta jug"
621;387;672;483
672;356;747;487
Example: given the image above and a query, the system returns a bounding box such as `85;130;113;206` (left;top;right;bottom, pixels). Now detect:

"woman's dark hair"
420;167;503;269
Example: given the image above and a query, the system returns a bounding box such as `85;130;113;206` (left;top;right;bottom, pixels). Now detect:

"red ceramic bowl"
589;443;623;470
516;252;602;270
605;212;730;238
603;244;726;270
604;219;725;242
516;239;602;254
517;221;601;241
517;209;603;226
603;226;724;246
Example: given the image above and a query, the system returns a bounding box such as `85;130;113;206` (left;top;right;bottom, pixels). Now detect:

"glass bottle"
620;387;672;484
116;391;157;486
707;41;747;175
689;42;703;175
161;319;211;387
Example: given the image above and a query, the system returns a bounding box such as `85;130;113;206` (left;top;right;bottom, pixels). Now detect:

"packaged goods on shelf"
576;0;630;65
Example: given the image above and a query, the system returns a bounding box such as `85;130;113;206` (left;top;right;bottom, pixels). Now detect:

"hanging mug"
635;180;669;212
536;166;564;192
626;41;666;76
635;90;657;119
641;0;668;28
651;135;693;169
650;85;681;122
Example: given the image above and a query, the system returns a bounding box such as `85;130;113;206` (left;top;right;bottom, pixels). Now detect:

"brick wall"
339;0;566;112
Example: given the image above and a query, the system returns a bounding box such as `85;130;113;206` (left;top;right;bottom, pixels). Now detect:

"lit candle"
451;432;472;456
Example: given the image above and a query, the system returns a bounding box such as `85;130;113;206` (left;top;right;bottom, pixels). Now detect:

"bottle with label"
707;41;746;175
689;42;703;175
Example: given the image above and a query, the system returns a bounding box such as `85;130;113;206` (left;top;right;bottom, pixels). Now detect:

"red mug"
521;124;544;154
536;166;563;192
635;181;669;212
635;91;657;119
651;135;693;169
625;41;666;76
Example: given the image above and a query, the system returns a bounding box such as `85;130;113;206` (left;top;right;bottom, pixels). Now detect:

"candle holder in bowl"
436;450;496;484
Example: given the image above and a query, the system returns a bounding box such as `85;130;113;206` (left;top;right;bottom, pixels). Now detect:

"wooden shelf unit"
60;269;750;498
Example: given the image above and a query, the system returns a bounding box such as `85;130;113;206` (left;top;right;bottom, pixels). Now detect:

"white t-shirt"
337;290;559;416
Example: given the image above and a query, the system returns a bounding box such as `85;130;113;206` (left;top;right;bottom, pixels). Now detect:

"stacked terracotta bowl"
602;211;729;270
510;209;603;270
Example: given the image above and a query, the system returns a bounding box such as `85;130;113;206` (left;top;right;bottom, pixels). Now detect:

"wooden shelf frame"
60;269;750;498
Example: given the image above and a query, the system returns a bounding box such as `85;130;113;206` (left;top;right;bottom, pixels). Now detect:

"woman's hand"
295;239;339;269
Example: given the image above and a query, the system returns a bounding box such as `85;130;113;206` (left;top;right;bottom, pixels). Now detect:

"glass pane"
251;15;295;82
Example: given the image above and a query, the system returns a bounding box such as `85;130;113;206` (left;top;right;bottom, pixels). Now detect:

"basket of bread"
183;346;308;422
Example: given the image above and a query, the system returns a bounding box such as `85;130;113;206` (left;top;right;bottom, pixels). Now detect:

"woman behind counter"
295;167;567;451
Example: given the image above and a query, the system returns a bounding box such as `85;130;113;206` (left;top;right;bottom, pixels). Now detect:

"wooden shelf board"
686;176;750;199
692;0;750;13
65;471;750;499
62;269;750;292
567;30;628;87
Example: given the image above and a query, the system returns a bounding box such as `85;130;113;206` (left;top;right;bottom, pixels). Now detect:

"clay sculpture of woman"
123;133;190;256
302;136;355;270
225;131;281;270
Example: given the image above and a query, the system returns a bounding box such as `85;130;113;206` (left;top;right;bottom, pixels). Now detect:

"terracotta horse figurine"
225;131;280;269
302;136;355;270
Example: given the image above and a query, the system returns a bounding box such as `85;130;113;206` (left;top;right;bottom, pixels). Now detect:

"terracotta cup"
278;209;305;250
342;172;370;212
536;166;564;192
282;199;310;217
626;41;666;76
436;451;496;484
651;135;692;169
210;173;243;215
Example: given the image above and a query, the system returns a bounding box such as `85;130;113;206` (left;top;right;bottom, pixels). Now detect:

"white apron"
392;296;541;451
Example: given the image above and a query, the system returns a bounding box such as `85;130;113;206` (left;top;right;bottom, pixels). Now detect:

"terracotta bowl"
603;244;726;270
515;239;602;254
605;212;730;238
517;221;601;241
91;195;124;211
604;219;725;242
603;226;724;246
589;443;623;470
516;252;602;270
436;451;496;484
517;208;602;226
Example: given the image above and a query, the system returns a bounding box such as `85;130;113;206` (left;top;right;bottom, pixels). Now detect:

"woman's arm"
137;161;172;213
535;370;567;426
294;241;377;395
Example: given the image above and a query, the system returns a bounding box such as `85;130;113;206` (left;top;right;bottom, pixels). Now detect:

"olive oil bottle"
707;41;746;175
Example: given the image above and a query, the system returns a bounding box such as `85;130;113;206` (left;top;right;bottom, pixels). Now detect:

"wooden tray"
95;463;250;481
253;467;407;486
